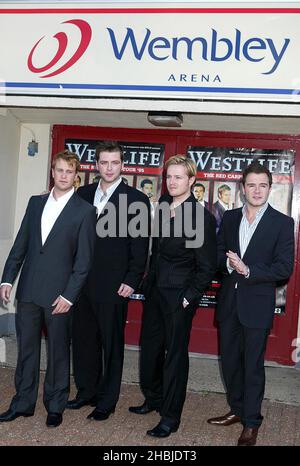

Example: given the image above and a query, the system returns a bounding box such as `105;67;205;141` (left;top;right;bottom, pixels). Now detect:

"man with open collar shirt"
207;162;294;446
67;141;150;421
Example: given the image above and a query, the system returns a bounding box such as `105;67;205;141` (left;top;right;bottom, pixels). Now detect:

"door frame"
52;125;300;365
176;131;300;365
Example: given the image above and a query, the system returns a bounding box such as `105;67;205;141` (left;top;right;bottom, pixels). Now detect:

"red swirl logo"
27;19;92;78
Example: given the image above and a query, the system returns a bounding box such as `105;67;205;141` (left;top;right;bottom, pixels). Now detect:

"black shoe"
129;401;158;415
237;427;259;446
66;396;97;410
0;409;34;422
147;421;179;438
87;406;115;421
46;412;63;428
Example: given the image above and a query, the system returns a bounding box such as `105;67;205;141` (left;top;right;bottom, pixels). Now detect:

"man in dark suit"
212;183;231;231
129;155;217;437
192;182;209;209
207;162;294;446
67;141;150;420
0;150;96;428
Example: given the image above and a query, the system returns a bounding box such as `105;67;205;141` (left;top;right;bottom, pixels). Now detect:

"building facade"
0;1;299;365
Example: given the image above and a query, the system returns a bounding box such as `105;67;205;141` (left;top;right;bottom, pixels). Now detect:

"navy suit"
1;193;96;414
216;205;294;427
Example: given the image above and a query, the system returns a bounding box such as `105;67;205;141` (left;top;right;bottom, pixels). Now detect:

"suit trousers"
219;295;269;428
72;293;128;410
10;301;71;415
140;286;196;427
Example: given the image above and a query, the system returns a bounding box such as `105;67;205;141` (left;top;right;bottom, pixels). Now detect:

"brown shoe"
237;427;259;446
207;411;241;426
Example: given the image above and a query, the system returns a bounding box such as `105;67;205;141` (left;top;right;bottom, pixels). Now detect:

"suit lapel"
234;209;243;257
42;193;77;249
86;183;98;205
242;205;273;261
97;180;126;220
108;180;127;207
158;194;172;250
36;194;50;248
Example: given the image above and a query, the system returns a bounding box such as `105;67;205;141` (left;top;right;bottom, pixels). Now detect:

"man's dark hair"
95;140;124;162
194;182;205;191
141;178;153;189
242;161;272;186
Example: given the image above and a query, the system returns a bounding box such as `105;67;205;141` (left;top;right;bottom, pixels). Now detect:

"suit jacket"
1;192;96;308
212;200;226;230
77;181;150;303
147;194;217;306
216;205;295;329
196;200;209;210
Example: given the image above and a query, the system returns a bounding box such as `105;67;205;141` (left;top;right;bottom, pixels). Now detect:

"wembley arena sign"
1;4;300;102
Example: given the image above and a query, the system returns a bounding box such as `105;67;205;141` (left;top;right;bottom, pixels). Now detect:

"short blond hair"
52;150;80;172
165;155;197;178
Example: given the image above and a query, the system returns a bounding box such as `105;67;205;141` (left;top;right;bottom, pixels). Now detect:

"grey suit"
1;192;96;414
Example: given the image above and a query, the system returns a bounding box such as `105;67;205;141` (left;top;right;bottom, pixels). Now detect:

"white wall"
13;124;51;234
0;110;20;334
0;118;51;334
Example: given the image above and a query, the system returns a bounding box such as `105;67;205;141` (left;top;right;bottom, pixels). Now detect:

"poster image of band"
121;175;134;187
88;172;101;185
187;146;295;313
211;181;236;232
137;175;159;202
192;180;210;208
73;171;86;190
65;139;164;201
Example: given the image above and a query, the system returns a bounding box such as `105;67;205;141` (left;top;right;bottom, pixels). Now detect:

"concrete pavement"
0;336;299;446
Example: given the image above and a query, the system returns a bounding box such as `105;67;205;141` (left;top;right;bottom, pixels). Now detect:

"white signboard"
1;4;300;102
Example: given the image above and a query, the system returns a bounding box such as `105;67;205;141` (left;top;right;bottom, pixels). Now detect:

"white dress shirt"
41;187;74;245
239;202;269;259
227;202;269;277
93;177;122;215
40;188;75;306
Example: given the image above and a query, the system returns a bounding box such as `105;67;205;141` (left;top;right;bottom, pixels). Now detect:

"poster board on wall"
187;146;295;313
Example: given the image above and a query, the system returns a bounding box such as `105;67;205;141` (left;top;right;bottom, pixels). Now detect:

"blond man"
129;156;217;437
0;151;96;428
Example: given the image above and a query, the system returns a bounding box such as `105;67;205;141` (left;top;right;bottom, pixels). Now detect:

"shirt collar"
219;199;230;210
242;202;269;219
97;177;122;196
50;187;74;203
